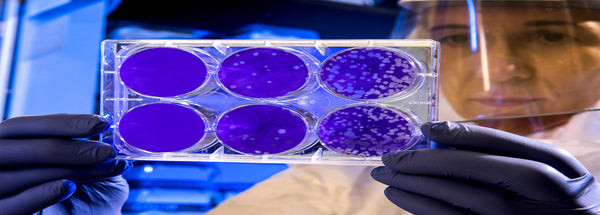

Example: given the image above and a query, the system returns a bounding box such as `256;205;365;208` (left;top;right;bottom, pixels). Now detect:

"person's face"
424;5;600;134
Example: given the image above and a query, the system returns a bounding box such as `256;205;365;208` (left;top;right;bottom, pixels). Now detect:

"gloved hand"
371;121;600;215
0;114;131;214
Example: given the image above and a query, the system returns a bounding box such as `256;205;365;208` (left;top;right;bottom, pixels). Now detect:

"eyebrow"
429;24;470;31
429;20;578;31
430;21;578;31
523;20;578;27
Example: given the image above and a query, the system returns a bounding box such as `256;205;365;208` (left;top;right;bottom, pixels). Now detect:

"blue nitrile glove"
0;114;131;215
371;121;600;215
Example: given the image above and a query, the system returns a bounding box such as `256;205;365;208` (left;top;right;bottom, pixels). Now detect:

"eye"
536;31;574;45
438;34;470;47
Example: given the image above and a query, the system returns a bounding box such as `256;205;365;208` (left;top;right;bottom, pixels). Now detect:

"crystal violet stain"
218;47;310;99
320;47;419;100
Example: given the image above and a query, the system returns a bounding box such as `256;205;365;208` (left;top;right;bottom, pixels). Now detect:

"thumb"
0;179;76;214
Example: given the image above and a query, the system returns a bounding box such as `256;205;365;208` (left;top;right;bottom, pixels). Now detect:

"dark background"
107;0;401;39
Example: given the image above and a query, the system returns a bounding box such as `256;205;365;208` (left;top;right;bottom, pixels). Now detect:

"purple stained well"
318;105;415;157
118;103;208;152
218;47;310;99
320;47;420;100
119;47;209;97
216;104;308;155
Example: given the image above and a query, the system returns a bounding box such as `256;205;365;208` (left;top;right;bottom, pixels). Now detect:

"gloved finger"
421;121;588;179
0;139;114;167
383;187;476;215
381;149;582;201
373;166;529;215
0;179;76;215
0;114;109;139
74;176;129;212
46;176;129;214
0;160;131;198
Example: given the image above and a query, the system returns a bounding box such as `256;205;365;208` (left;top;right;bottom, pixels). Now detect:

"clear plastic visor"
394;1;600;136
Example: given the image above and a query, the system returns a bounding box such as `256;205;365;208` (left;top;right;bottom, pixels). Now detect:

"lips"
468;96;545;107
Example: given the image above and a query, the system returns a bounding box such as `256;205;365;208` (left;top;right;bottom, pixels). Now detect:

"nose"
482;38;535;83
487;56;534;82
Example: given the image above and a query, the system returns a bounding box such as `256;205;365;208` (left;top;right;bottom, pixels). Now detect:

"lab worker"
1;0;600;214
208;0;600;214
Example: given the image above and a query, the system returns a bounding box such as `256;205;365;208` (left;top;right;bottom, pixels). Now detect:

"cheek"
580;48;600;96
439;56;481;97
532;48;600;111
439;56;486;118
567;66;600;106
535;48;600;97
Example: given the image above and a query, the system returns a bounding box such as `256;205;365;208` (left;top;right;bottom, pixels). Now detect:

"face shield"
393;0;600;137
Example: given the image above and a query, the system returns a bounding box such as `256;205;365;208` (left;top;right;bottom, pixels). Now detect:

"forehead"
424;5;600;26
